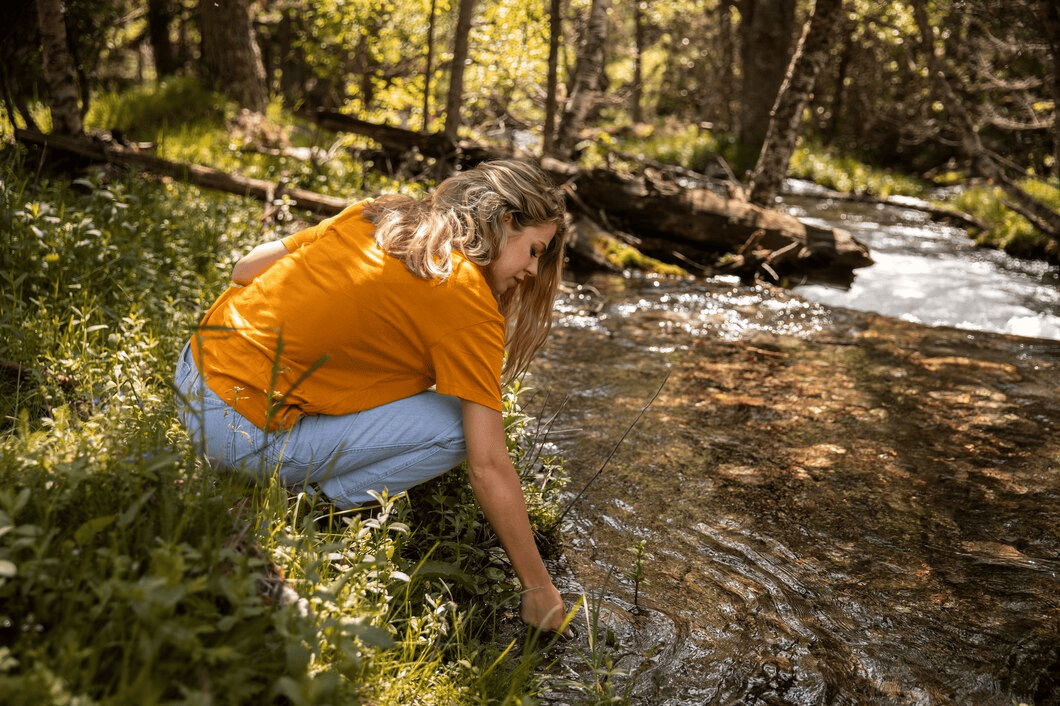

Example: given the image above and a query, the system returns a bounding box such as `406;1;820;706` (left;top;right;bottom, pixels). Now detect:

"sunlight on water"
556;276;835;342
784;187;1060;341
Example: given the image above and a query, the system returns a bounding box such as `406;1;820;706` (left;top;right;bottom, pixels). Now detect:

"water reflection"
532;273;1060;706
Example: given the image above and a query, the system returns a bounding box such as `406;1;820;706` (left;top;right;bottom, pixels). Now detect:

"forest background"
1;0;1058;705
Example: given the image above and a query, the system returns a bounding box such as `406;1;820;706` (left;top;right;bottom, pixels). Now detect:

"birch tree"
554;0;611;160
36;0;82;136
748;0;845;205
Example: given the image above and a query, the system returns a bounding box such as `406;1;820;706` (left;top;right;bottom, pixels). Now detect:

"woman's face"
489;222;557;296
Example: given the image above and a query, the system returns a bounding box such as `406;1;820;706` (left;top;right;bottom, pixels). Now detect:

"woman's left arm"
461;400;567;632
231;239;290;285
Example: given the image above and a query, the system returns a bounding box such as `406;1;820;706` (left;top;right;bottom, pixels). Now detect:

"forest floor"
518;274;1060;705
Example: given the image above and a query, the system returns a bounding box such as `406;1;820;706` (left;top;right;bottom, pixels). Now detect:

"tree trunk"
543;0;562;156
423;0;438;132
147;0;179;77
714;0;739;130
198;0;268;113
276;11;305;107
555;0;611;160
444;0;477;142
822;16;853;147
737;0;796;161
35;0;82;136
16;129;350;216
748;0;844;206
631;1;646;124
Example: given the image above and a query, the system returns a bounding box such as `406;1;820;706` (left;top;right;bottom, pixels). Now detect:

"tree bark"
555;0;611;160
198;0;268;113
631;1;646;124
35;0;83;136
748;0;844;206
423;0;438;132
737;0;796;160
543;0;563;156
16;129;350;216
714;0;739;130
147;0;179;77
557;161;872;282
444;0;478;142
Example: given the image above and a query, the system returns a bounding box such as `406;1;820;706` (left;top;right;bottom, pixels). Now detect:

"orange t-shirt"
191;200;505;431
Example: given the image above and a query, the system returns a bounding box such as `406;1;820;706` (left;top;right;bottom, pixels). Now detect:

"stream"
784;180;1060;342
523;191;1060;705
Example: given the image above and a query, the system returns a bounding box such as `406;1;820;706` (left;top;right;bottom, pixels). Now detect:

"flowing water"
783;181;1060;342
524;193;1060;705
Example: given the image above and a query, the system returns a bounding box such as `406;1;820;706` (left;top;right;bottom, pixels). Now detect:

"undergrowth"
950;179;1060;261
0;131;589;704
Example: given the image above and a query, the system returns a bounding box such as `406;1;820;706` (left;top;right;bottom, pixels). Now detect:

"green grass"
950;179;1060;260
0;114;591;703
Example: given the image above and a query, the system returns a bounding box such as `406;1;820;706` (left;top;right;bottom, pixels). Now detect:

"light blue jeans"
173;341;467;508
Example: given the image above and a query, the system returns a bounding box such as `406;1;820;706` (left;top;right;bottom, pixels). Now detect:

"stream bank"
527;274;1060;705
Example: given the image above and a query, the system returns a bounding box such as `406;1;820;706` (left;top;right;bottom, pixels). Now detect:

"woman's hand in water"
521;582;568;633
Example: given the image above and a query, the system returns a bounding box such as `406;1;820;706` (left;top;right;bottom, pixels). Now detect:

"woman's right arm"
231;240;290;285
461;400;568;632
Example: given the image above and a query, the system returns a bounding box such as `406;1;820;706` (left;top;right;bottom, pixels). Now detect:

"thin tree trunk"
444;0;477;142
748;0;844;206
543;0;562;156
555;0;611;160
35;0;82;136
632;1;645;124
198;0;268;113
423;0;438;132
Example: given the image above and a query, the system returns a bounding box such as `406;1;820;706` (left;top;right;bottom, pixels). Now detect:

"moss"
599;239;688;277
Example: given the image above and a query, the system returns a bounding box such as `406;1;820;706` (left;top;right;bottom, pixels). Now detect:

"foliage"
0;140;580;704
950;178;1060;260
788;144;928;198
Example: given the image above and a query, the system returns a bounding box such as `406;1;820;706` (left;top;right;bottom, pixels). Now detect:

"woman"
175;159;568;632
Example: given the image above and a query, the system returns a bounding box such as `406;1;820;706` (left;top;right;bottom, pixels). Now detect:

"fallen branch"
15;129;354;216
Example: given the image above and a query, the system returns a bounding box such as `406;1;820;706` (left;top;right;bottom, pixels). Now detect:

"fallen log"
15;129;353;217
545;160;873;283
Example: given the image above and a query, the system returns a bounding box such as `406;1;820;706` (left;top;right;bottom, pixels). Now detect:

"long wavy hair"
364;159;568;378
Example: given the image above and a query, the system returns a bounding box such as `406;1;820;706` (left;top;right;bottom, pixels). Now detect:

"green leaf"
74;515;116;545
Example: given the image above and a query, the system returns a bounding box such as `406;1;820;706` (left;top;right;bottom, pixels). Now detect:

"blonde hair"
364;160;567;378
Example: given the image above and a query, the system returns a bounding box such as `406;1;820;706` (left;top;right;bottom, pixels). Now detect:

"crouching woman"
174;160;568;631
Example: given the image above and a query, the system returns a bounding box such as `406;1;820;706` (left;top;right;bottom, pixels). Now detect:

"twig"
556;369;671;523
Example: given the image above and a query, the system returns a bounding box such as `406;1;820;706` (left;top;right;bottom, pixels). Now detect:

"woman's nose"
526;258;539;276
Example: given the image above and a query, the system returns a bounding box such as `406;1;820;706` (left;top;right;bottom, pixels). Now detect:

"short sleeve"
431;320;505;412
